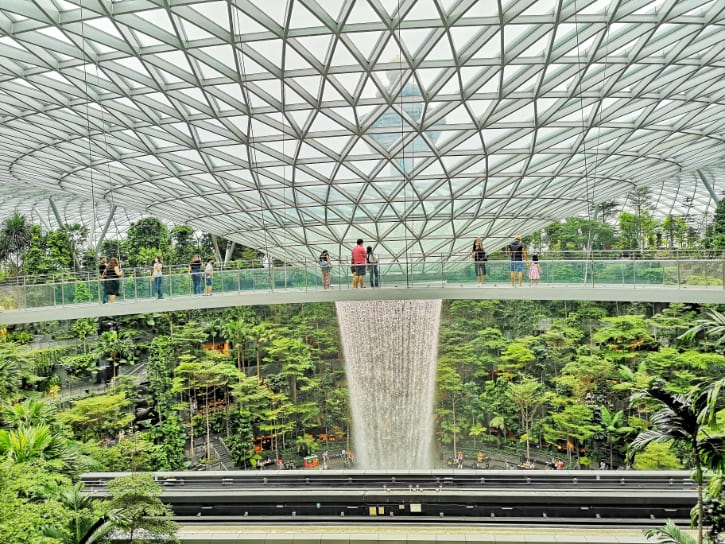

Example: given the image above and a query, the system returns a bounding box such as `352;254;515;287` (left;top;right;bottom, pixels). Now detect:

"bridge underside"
2;285;723;325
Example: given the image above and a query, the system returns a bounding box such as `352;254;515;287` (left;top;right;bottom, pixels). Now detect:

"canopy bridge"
1;258;724;325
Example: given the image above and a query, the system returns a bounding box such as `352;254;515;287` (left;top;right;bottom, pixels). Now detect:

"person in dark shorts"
507;235;527;287
351;239;366;288
471;237;487;285
189;254;203;295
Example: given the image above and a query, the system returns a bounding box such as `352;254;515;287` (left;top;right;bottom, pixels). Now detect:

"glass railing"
2;248;725;289
0;257;723;311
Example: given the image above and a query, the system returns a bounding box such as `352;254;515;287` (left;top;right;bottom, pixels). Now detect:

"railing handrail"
2;248;725;287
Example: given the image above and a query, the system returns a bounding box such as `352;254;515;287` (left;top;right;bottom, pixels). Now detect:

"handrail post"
304;258;308;292
61;278;65;306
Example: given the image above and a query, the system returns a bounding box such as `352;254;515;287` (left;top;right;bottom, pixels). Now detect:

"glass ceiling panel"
0;0;723;261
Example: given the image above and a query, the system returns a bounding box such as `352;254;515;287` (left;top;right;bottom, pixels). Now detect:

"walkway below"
175;523;673;543
2;283;724;325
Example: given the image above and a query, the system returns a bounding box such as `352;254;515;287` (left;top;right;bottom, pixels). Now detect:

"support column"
224;241;236;266
697;170;720;204
49;198;64;229
95;205;117;254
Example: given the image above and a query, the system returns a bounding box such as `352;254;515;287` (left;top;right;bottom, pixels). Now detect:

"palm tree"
643;519;697;544
0;212;31;274
41;483;116;544
0;342;32;400
0;424;66;463
222;318;251;373
251;323;274;382
629;381;725;544
679;307;725;347
599;407;634;470
1;398;55;427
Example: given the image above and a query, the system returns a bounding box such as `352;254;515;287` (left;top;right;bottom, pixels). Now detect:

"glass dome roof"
0;0;724;260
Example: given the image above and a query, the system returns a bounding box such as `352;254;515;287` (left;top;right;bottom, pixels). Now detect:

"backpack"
320;252;330;268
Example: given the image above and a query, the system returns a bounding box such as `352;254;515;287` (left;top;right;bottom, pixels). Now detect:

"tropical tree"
0;212;32;274
122;217;171;268
251;323;274;382
71;319;96;354
57;393;133;441
0;424;66;463
598;407;634;469
507;375;550;461
0;342;33;400
40;483;114;544
643;519;697;544
629;381;725;544
106;473;178;543
680;307;725;347
1;398;55;428
222;318;252;373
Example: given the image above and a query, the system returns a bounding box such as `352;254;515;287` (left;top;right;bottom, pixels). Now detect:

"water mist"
335;299;442;469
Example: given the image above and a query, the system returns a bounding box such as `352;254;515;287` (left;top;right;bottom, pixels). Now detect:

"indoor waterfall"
335;299;442;469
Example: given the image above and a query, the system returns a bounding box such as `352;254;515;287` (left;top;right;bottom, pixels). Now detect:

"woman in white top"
204;258;215;296
152;256;163;299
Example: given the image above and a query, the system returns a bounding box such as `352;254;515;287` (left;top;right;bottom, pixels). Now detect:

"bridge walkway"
1;258;724;324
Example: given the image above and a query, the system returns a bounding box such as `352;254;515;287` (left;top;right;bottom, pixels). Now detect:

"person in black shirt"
507;235;527;287
471;237;487;285
189;254;203;295
98;256;109;304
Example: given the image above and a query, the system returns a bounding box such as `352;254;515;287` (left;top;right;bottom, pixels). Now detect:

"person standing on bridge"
152;256;164;299
104;257;122;303
366;246;380;288
189;254;203;295
527;254;540;286
320;250;332;290
204;258;215;296
507;235;527;287
98;256;109;304
351;239;367;288
471;236;487;285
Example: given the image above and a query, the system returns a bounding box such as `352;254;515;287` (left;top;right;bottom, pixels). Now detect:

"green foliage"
632;442;683;470
0;212;32;274
123;217;171;268
106;473;178;543
0;460;75;544
544;217;615;252
58;392;133;441
704;199;725;250
643;519;697;544
629;380;725;543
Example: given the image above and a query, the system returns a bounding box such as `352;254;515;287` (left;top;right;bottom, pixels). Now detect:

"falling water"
335;299;442;469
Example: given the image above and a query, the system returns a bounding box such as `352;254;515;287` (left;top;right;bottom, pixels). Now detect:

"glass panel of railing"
26;283;56;309
631;260;665;286
409;260;443;285
677;260;724;287
0;285;22;310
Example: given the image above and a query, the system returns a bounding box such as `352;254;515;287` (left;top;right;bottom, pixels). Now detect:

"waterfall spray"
336;299;442;469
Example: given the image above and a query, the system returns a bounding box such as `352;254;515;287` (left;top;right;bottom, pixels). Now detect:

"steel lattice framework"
1;0;724;260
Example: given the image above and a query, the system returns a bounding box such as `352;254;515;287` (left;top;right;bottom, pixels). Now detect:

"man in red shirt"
351;238;367;288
